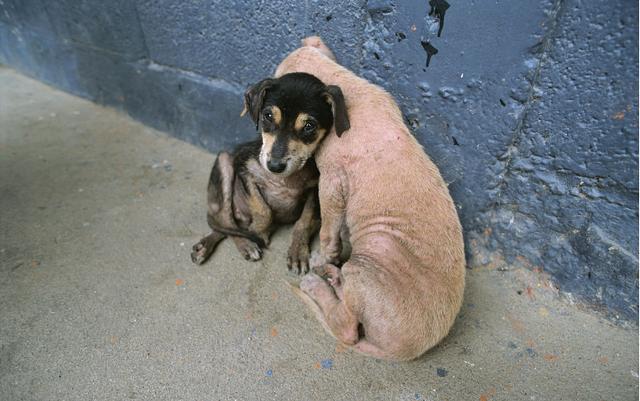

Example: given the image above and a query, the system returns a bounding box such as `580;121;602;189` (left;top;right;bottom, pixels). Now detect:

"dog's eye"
303;121;317;132
263;111;273;122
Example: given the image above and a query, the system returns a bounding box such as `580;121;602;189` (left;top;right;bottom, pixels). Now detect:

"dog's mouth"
261;153;307;177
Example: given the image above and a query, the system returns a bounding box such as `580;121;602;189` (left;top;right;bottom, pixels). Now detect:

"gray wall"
1;0;637;320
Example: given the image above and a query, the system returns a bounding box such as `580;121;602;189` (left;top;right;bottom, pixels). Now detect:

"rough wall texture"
1;0;637;320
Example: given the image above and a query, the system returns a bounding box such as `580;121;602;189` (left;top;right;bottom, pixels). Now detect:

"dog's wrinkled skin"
278;37;466;361
192;73;347;273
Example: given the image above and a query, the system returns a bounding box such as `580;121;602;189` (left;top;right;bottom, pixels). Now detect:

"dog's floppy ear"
324;85;350;137
241;78;275;130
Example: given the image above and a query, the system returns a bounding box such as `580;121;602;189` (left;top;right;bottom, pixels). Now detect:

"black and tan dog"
191;72;349;272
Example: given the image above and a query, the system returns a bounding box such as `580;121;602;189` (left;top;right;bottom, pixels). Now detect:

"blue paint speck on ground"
436;367;447;377
265;369;273;377
508;341;518;349
321;359;333;369
526;348;538;357
414;393;422;400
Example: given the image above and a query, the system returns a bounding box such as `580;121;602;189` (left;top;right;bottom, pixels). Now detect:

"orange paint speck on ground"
270;327;278;337
507;315;526;335
543;354;559;362
479;387;496;401
314;362;321;369
175;278;184;286
526;286;535;300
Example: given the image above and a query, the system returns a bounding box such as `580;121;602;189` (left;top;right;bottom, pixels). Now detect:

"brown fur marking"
271;105;282;126
294;112;310;131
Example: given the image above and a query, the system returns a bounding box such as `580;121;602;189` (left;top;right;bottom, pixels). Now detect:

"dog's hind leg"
295;273;395;360
191;152;238;265
299;273;358;345
209;152;236;227
191;231;226;265
215;153;266;261
227;176;271;261
244;178;272;246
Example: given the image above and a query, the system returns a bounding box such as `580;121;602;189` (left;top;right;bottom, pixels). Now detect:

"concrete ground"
0;66;637;401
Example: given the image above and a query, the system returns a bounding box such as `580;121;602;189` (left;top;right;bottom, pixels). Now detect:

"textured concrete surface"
1;68;638;401
0;0;637;320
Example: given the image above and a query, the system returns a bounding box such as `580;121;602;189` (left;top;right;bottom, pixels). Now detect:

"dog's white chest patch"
247;159;307;220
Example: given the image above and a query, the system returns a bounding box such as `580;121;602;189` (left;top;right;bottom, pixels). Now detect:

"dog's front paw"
287;240;310;274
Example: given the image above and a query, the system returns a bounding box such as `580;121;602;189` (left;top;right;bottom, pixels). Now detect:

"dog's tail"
209;224;266;248
300;36;337;61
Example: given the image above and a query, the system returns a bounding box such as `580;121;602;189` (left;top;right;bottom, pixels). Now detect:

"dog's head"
241;72;349;176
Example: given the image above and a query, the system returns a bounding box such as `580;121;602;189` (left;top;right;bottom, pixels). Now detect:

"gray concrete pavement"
0;67;637;401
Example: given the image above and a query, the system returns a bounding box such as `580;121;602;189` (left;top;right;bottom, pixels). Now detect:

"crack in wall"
132;0;151;61
489;0;565;206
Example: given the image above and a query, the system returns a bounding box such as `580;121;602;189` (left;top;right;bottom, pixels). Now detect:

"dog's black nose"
267;158;287;173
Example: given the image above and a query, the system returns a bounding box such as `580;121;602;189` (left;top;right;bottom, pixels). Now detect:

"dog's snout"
267;158;287;173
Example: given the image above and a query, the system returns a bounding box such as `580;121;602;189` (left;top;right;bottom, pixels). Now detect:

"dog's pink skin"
277;37;466;361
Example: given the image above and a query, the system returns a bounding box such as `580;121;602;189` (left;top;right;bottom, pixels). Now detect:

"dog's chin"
282;159;307;176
